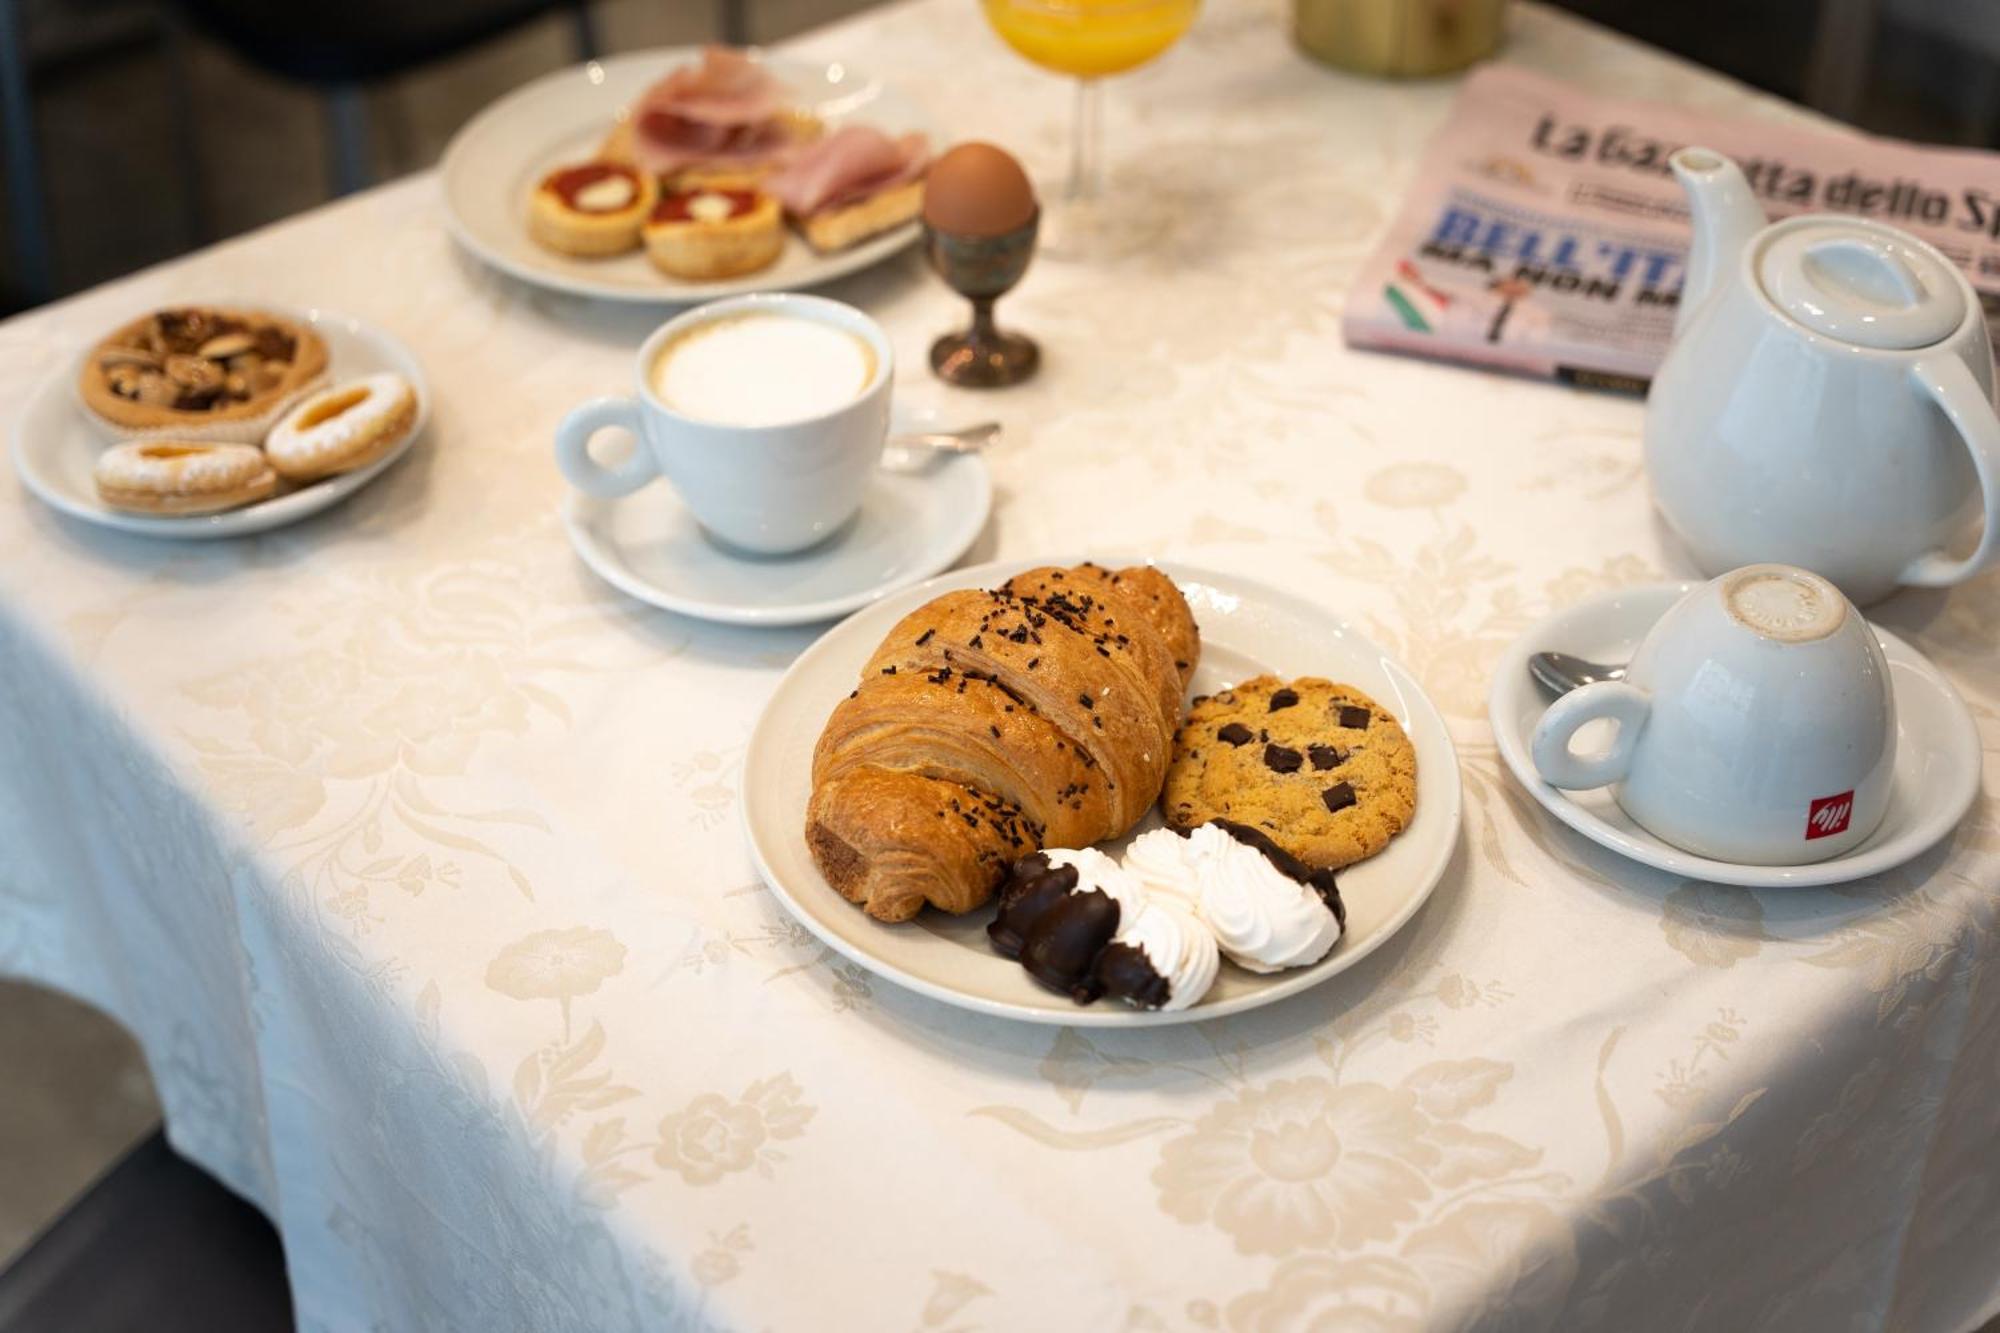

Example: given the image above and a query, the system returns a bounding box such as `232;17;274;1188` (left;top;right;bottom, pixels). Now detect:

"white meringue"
1110;897;1220;1010
1122;826;1202;910
1181;824;1343;973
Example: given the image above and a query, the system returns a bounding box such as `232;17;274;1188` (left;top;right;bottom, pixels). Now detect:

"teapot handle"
1903;356;2000;588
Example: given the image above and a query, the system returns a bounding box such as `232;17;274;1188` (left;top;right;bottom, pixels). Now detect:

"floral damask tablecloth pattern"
1;2;1996;1329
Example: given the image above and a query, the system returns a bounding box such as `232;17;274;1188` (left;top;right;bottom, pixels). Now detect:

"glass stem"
968;296;1000;347
1067;77;1103;204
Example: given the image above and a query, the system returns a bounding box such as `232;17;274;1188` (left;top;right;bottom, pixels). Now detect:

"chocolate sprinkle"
1338;705;1371;729
1268;688;1300;711
1322;781;1357;814
915;629;934;646
1217;722;1254;747
1078;692;1095;710
1308;744;1346;771
1264;743;1303;774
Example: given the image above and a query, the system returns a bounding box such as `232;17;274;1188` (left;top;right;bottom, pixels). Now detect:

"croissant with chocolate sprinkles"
808;563;1200;922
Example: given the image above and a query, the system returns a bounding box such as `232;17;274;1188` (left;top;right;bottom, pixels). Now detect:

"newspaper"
1344;65;2000;391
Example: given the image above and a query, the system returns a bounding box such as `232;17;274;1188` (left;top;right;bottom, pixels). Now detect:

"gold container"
1293;0;1506;76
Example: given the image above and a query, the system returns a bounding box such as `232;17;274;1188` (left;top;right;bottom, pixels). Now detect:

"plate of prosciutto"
441;45;936;303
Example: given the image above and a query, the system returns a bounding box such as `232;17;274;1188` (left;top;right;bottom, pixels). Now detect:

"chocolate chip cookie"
1161;675;1417;870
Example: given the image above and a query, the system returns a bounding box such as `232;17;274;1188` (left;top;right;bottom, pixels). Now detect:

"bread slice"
796;178;924;254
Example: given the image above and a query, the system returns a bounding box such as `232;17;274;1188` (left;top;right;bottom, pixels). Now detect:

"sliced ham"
766;126;930;217
626;47;799;177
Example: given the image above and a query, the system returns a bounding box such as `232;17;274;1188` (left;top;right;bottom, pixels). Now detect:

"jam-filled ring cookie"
93;440;277;515
264;372;418;482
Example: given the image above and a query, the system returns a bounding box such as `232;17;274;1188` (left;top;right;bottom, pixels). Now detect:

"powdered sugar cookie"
93;441;277;515
264;373;418;482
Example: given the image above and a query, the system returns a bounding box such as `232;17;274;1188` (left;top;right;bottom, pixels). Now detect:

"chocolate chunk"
1217;722;1254;746
1207;819;1344;928
1093;941;1171;1010
1308;744;1346;771
1268;688;1300;711
1322;781;1357;814
1264;743;1303;774
1338;705;1371;729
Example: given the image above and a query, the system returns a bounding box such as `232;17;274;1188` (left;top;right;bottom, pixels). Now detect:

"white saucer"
11;306;428;540
562;441;991;627
741;557;1463;1026
1489;582;1981;888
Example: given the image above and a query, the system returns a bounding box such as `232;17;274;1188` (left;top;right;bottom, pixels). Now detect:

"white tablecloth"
3;2;1997;1329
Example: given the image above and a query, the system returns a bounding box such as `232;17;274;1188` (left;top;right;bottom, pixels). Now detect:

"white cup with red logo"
1530;565;1896;865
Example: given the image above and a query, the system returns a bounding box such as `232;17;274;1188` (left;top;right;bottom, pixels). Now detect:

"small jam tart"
527;161;659;258
641;187;783;281
77;307;330;444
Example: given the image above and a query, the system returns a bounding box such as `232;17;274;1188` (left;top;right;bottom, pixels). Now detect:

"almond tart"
77;307;330;444
641;186;784;280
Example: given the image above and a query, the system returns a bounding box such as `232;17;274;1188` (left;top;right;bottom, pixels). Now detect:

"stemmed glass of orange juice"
981;0;1199;254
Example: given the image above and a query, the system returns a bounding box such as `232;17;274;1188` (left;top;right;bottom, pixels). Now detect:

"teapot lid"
1758;222;1965;350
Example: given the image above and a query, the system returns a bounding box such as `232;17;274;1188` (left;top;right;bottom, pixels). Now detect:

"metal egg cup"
922;209;1040;388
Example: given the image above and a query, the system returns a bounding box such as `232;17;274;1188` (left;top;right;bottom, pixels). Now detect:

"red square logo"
1807;791;1854;840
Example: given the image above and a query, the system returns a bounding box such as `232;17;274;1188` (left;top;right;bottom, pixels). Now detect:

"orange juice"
982;0;1198;78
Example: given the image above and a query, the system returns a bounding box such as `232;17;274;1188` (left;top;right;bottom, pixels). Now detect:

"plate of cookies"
12;304;427;539
742;558;1462;1026
441;46;934;303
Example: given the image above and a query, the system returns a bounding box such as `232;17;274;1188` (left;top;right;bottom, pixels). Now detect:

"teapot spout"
1671;147;1765;338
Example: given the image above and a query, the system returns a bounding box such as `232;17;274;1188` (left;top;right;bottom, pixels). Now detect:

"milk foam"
651;313;874;427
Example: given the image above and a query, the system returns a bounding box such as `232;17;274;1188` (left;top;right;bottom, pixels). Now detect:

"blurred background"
2;0;2000;316
3;0;2000;1323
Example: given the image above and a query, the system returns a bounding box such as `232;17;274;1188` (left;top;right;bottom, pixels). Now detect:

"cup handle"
555;397;657;500
1530;681;1651;790
1901;356;2000;588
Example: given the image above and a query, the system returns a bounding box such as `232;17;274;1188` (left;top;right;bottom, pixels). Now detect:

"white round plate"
11;307;428;540
441;49;933;304
742;558;1463;1026
561;414;990;626
1489;582;1982;888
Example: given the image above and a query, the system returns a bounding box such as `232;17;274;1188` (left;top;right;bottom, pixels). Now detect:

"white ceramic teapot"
1645;147;2000;605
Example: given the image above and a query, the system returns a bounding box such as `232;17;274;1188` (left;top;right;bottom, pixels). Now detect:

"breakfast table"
3;0;1998;1329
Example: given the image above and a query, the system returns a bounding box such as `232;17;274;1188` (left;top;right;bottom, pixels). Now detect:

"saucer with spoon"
555;293;997;627
1489;577;1979;888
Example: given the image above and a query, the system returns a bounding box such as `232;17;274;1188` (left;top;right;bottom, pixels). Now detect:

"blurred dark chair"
0;1130;292;1332
168;0;602;195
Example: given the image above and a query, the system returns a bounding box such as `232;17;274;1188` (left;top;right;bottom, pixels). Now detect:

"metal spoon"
879;421;1001;474
1528;651;1628;697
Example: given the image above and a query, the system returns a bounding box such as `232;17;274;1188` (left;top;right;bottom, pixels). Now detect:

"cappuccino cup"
555;293;891;555
1530;565;1896;865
